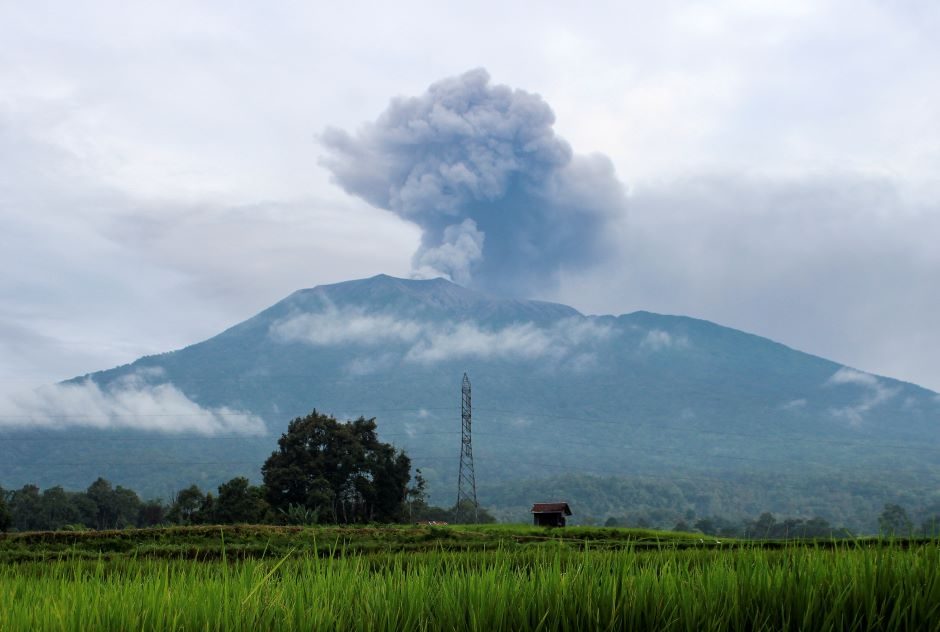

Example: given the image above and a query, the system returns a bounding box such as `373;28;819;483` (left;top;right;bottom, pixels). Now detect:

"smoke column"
321;68;627;294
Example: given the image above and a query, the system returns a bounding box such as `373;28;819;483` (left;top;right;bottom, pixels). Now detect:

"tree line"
0;410;493;532
601;503;940;538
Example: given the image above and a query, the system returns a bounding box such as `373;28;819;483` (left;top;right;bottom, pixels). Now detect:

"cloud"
827;367;879;389
640;329;690;351
405;318;613;364
509;416;533;428
404;322;558;363
0;370;265;435
269;305;423;346
555;173;940;392
781;398;807;411
825;367;899;426
320;68;626;293
344;353;399;377
270;309;612;366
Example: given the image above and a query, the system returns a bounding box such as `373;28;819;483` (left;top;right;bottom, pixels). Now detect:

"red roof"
530;502;572;515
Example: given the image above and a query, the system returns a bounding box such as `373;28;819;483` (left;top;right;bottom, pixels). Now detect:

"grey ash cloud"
320;68;626;294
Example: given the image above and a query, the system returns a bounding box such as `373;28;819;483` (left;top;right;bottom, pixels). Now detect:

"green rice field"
2;525;939;631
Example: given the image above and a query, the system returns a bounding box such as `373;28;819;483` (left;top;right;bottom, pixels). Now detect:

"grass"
0;523;713;562
2;526;939;630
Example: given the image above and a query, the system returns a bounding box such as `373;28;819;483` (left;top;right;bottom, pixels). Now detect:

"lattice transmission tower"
455;372;478;522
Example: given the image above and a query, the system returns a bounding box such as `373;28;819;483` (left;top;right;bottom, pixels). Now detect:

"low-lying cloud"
320;68;626;293
270;308;612;368
826;367;899;426
0;370;266;435
780;398;807;411
270;307;423;346
640;329;690;352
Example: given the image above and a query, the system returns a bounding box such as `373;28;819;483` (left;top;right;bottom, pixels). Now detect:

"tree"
405;469;429;521
448;499;496;524
262;410;411;523
0;486;11;532
166;485;206;524
137;500;167;527
71;493;99;528
167;485;207;525
10;484;43;531
40;486;81;530
201;493;216;522
213;477;269;524
86;478;141;530
878;503;912;536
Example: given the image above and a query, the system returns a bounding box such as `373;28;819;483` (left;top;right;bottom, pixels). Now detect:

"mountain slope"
2;274;939;524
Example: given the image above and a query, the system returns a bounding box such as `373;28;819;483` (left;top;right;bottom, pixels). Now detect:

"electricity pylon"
455;372;478;522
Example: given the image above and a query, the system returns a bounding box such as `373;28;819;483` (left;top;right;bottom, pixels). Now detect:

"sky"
2;0;939;397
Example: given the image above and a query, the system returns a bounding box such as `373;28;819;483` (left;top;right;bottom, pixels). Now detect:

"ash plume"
320;68;626;294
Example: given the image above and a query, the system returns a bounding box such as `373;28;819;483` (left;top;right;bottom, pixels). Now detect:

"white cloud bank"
270;308;423;346
0;371;265;435
640;329;690;352
270;307;612;367
825;367;899;426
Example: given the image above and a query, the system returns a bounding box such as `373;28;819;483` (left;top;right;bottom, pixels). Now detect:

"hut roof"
530;502;572;515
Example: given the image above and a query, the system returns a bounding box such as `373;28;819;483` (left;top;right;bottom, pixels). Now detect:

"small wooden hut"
531;502;572;527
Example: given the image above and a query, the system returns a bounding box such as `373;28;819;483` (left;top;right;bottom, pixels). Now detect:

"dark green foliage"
39;487;81;530
740;514;850;539
262;410;411;523
166;485;207;525
7;482;133;532
137;500;166;527
693;516;740;538
412;504;452;523
200;493;215;522
277;503;321;525
9;485;43;532
404;471;496;524
405;468;430;520
448;499;496;524
613;508;851;539
85;478;141;530
212;477;268;524
0;487;11;532
482;471;940;533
